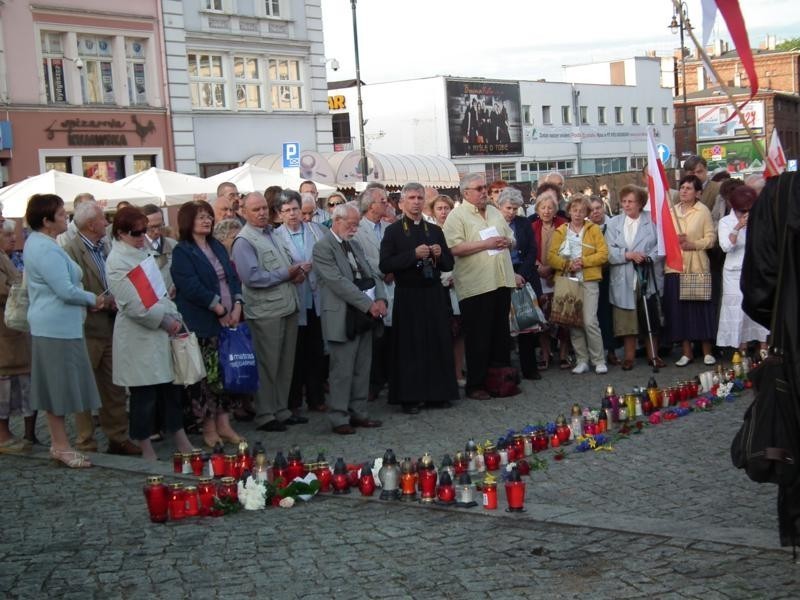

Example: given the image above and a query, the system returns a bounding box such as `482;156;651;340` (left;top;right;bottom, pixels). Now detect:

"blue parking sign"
283;142;300;168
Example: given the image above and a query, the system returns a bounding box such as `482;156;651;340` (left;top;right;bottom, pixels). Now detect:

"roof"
680;86;800;102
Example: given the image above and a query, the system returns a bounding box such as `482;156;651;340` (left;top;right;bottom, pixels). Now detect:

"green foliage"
775;37;800;51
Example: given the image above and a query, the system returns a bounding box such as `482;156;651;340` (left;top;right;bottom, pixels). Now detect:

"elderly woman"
531;188;570;369
664;174;718;367
548;194;609;374
0;218;37;453
276;190;327;414
171;200;245;448
488;180;508;207
23;194;103;467
717;185;769;355
213;218;243;256
497;187;543;380
588;196;619;366
606;185;665;370
107;207;194;461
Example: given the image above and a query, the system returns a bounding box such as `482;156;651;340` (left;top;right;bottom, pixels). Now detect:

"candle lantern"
237;440;253;472
550;433;561;448
378;449;401;500
516;459;531;476
555;415;571;443
497;439;509;466
482;473;498;510
647;386;661;410
272;451;288;485
168;483;186;520
439;454;455;480
505;438;518;462
252;440;265;457
465;438;478;472
570;414;583;440
418;453;437;503
453;451;469;475
184;486;200;517
189;450;204;477
314;454;333;493
505;466;526;512
217;476;238;503
181;452;192;475
399;457;417;501
436;471;456;504
143;475;169;523
512;434;525;458
358;462;376;496
209;443;225;478
252;453;270;483
483;444;501;471
332;458;350;494
172;452;183;474
223;454;236;478
455;473;476;506
533;429;548;452
624;393;636;420
286;445;305;482
689;378;700;398
197;477;216;514
597;410;608;433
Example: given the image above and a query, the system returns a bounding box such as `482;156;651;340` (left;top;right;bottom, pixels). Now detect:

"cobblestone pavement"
2;355;799;598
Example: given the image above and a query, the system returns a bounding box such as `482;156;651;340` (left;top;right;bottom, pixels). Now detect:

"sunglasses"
328;201;344;207
128;229;147;237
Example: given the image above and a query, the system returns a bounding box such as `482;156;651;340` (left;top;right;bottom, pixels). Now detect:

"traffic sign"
282;142;300;168
656;143;671;164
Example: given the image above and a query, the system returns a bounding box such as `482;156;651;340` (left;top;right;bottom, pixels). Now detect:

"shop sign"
44;115;156;146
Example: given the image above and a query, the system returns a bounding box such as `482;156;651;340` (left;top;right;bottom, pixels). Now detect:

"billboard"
697;139;766;173
446;79;521;157
695;101;764;141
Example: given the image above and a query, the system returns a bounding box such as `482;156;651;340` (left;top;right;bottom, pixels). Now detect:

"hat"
728;185;757;213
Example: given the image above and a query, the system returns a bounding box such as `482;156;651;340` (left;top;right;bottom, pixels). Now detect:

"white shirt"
623;215;640;249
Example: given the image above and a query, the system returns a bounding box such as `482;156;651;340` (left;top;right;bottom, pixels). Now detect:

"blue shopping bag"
218;323;259;394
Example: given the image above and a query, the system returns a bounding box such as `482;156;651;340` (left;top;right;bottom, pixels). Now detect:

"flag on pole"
126;255;167;309
765;129;787;178
701;0;758;113
646;129;683;273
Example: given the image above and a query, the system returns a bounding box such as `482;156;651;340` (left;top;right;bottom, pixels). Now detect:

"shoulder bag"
679;252;712;301
4;271;29;332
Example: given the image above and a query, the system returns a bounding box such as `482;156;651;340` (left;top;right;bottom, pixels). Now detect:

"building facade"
0;0;172;185
162;0;333;177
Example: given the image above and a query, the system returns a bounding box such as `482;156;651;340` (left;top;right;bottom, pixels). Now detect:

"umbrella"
0;170;159;218
205;164;336;196
115;167;217;206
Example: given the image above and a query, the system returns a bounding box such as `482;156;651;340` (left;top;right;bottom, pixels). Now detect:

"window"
188;53;227;109
661;107;670;125
614;106;623;124
580;157;627;174
83;156;124;182
45;156;71;173
201;162;238;178
542;105;551;125
264;0;280;17
269;58;303;110
520;160;574;182
561;105;571;124
484;162;516;183
332;113;352;146
631;107;639;125
630;156;647;171
126;39;147;105
646;107;654;125
205;0;223;11
522;105;533;125
579;106;588;125
41;32;67;103
134;155;156;173
598;106;607;125
77;35;115;104
233;56;262;109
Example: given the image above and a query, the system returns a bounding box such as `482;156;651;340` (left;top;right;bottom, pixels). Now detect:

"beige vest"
235;224;298;320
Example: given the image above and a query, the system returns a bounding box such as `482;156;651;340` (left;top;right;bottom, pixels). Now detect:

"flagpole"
671;0;767;164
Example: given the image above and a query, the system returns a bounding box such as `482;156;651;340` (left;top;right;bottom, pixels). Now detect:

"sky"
320;0;800;84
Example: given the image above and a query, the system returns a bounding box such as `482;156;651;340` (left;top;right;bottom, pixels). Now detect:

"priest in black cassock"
379;182;460;414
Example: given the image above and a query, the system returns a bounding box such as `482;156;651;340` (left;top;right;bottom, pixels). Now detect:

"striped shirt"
79;232;108;289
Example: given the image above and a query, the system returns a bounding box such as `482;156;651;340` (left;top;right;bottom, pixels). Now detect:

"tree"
776;37;800;51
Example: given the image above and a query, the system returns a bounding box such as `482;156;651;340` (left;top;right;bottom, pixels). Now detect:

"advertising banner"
695;101;764;141
446;79;521;157
697;139;766;173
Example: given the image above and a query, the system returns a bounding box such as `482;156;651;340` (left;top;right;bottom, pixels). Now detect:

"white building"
163;0;333;177
328;56;674;184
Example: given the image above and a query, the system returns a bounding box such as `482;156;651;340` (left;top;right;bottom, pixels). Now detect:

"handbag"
4;271;29;332
171;328;207;386
509;283;546;335
679;253;712;301
218;323;259;394
550;274;584;328
485;366;521;398
345;277;380;341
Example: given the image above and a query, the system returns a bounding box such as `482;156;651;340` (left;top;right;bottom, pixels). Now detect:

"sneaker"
703;354;716;365
572;362;590;374
595;363;608;374
675;355;693;367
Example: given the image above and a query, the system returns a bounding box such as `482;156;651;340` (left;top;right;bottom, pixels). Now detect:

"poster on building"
101;61;114;104
44;59;66;103
133;63;147;104
446;79;521;157
695;101;764;141
697;139;766;173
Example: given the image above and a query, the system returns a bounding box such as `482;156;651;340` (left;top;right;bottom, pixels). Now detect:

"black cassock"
379;217;459;407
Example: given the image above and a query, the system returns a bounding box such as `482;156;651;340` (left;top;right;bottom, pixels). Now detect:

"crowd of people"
0;157;770;465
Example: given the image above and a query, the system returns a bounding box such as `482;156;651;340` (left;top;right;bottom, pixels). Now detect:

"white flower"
279;496;295;508
237;476;266;511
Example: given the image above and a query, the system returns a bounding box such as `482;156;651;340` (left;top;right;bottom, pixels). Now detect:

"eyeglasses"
466;185;486;192
328;201;344;207
128;229;147;237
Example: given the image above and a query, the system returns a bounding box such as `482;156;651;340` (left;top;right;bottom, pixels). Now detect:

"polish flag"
126;256;167;309
765;129;787;178
646;129;683;273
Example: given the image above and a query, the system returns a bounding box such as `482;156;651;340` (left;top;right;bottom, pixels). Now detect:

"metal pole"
351;0;368;182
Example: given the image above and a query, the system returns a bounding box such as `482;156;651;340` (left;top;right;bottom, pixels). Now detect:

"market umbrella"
205;164;336;197
115;167;217;206
0;170;159;218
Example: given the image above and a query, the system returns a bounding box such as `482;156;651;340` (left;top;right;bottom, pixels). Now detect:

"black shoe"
283;415;309;425
256;419;287;432
402;405;421;415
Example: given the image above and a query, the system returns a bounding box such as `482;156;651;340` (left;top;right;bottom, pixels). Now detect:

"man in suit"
312;202;386;434
142;204;177;297
65;202;141;456
232;192;306;432
354;184;394;401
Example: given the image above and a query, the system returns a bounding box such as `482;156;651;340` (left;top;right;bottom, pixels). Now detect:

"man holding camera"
379;182;459;414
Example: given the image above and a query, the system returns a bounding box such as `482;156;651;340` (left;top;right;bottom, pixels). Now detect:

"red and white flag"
126;255;167;309
645;129;683;273
765;129;787;178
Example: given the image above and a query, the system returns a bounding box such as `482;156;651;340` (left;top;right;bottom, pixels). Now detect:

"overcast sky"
321;0;800;84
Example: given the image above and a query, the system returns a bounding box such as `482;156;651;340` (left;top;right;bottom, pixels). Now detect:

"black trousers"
130;383;183;441
288;309;326;410
517;331;539;378
460;287;511;394
370;326;392;399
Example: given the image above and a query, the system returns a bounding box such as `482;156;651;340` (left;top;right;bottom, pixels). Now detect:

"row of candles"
145;369;747;522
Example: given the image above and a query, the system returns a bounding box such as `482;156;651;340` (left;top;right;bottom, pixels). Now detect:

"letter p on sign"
283;142;300;168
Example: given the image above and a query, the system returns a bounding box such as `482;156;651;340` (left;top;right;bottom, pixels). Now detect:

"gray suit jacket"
355;216;395;324
312;229;387;343
606;212;664;310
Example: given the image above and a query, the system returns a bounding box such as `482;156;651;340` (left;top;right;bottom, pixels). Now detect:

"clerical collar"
403;215;422;225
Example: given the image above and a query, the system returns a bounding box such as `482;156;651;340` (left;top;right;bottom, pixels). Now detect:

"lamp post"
669;2;692;159
350;0;368;182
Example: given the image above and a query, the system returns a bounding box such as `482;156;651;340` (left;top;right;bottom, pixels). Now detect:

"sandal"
49;447;92;468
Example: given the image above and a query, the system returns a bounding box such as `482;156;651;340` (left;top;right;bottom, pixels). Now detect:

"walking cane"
636;261;659;374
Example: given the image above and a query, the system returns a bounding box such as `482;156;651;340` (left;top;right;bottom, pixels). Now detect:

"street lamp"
350;0;368;182
669;1;692;162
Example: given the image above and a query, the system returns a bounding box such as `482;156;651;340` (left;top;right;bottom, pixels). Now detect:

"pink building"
0;1;174;184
